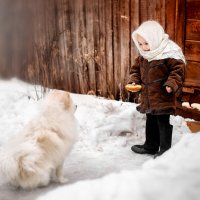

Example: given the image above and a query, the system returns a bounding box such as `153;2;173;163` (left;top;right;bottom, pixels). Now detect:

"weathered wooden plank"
92;0;100;95
185;40;200;61
0;0;8;77
184;61;200;87
92;0;106;96
85;0;96;94
156;0;166;26
175;0;186;51
97;0;107;97
113;0;121;98
176;106;200;121
186;19;200;41
130;0;140;67
187;0;200;19
105;0;114;99
57;0;74;91
120;0;130;100
165;0;176;39
72;0;89;94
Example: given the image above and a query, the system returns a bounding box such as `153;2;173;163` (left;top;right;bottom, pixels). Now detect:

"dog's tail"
0;146;19;182
0;142;43;183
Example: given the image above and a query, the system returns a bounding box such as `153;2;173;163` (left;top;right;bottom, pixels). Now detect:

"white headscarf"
132;20;186;63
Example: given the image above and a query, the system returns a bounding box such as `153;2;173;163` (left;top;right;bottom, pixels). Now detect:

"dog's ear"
62;92;71;110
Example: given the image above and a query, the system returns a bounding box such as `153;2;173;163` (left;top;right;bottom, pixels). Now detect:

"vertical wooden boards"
57;0;72;91
140;0;165;25
95;0;107;96
113;0;130;99
185;0;200;80
1;0;193;100
71;0;90;93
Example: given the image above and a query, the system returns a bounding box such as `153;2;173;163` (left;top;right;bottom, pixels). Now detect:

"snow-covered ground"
0;78;199;200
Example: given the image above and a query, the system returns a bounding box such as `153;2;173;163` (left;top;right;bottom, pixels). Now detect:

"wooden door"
185;0;200;87
176;0;200;120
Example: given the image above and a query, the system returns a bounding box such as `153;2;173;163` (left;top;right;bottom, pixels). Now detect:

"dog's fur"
0;90;78;189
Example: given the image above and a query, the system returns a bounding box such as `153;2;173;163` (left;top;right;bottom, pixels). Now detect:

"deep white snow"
0;78;199;200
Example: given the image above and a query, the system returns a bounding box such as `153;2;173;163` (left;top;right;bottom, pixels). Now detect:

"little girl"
128;20;185;158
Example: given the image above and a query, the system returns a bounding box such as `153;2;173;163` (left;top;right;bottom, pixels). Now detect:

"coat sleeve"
164;58;185;94
127;56;141;84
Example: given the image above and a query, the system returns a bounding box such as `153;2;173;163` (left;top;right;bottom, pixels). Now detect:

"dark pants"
144;114;173;152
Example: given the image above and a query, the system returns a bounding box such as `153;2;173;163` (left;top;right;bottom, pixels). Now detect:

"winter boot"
131;145;158;155
155;115;173;158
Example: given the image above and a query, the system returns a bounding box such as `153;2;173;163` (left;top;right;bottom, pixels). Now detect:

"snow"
0;78;199;200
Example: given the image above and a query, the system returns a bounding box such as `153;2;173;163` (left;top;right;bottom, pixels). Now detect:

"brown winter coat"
128;56;185;115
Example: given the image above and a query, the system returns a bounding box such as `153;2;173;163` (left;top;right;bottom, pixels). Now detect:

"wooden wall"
184;0;200;88
0;0;33;78
0;0;186;100
176;0;200;120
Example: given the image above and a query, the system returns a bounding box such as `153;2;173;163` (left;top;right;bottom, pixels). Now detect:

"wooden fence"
0;0;185;100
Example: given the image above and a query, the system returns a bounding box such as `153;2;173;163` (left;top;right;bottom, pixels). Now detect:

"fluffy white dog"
0;90;78;189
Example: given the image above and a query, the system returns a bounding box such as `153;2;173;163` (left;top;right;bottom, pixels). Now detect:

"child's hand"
166;86;172;93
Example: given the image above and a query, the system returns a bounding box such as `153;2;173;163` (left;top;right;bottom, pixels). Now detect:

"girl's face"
136;34;150;51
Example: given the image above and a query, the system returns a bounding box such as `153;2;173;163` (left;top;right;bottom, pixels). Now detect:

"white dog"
0;90;78;189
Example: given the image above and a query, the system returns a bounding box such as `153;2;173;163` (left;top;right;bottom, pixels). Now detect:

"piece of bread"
125;84;142;92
